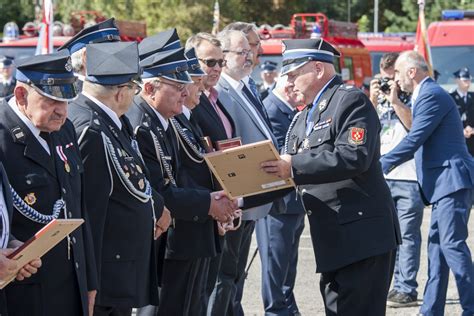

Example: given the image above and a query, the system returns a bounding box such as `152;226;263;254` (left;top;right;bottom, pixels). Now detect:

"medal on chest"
55;143;73;173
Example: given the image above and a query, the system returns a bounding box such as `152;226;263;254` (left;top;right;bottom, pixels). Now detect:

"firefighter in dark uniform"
58;18;121;92
68;42;169;316
0;50;97;315
127;33;237;315
261;38;401;316
0;56;15;100
450;67;474;156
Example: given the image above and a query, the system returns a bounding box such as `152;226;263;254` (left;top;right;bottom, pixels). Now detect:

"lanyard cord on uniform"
101;132;152;203
283;111;303;154
169;117;204;164
10;185;66;224
149;130;177;186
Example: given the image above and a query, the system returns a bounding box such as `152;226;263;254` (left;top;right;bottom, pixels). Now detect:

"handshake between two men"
153;190;242;239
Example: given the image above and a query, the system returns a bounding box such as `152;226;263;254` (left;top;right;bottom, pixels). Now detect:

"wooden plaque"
0;219;84;289
204;140;295;199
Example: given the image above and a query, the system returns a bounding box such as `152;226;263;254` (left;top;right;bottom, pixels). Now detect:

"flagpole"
212;0;220;35
417;0;433;77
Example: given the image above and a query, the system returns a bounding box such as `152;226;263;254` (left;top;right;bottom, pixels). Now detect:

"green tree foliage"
0;0;35;35
2;0;473;40
384;0;474;32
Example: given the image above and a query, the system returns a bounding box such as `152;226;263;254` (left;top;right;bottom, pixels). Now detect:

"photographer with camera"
369;52;425;308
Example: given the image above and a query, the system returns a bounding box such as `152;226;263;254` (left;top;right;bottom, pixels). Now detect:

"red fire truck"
253;13;372;88
358;32;415;75
428;10;474;91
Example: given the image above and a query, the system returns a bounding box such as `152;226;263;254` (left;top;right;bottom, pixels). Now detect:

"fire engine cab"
253;13;372;88
358;32;415;75
428;10;474;92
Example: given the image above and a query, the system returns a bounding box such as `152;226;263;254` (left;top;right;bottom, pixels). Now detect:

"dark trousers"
158;257;210;316
420;188;474;316
256;213;305;316
206;236;225;299
319;250;395;316
93;306;132;316
207;220;255;316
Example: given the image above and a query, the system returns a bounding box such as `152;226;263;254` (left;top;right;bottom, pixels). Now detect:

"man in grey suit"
207;29;280;316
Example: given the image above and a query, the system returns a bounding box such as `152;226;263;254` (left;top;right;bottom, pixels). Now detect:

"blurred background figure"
259;60;278;100
450;67;474;156
0;56;15;101
21;22;38;37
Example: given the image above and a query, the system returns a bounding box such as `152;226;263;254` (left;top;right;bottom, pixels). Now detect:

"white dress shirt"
221;73;273;141
8;97;50;155
82;91;122;130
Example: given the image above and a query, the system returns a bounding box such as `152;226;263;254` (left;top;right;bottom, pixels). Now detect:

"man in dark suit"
260;76;305;316
186;33;235;148
0;56;15;100
0;51;97;316
450;67;474;156
262;38;401;316
381;52;474;316
127;33;237;316
185;33;238;303
68;42;169;316
259;61;278;100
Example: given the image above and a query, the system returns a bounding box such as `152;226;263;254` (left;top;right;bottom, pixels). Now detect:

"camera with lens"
378;77;391;94
377;77;411;105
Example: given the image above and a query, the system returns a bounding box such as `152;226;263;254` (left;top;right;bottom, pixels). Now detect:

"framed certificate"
0;218;84;289
204;140;295;198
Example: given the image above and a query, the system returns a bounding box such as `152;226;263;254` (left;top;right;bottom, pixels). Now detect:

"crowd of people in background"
0;17;473;316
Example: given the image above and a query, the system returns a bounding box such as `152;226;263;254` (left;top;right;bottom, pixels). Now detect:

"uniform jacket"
450;90;474;155
172;113;220;255
381;78;474;203
192;93;236;146
286;76;401;273
0;80;15;101
0;162;14;245
216;75;282;220
0;100;97;315
264;91;304;215
68;94;161;308
127;96;217;260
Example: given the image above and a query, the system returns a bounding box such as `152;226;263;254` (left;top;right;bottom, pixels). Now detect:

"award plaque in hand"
204;140;295;199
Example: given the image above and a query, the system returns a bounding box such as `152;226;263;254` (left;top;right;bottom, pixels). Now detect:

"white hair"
71;47;85;74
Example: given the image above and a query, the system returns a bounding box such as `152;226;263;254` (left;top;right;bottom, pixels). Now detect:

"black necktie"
242;84;272;129
39;131;53;153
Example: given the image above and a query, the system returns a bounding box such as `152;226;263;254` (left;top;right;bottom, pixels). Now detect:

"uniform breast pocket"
308;128;332;149
12;172;50;191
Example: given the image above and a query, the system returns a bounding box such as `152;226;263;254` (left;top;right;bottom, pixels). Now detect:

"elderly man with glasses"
127;30;238;316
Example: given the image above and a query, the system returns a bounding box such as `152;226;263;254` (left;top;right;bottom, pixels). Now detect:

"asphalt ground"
241;206;472;316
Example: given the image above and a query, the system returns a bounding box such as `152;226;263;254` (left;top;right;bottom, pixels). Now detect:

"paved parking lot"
242;207;472;315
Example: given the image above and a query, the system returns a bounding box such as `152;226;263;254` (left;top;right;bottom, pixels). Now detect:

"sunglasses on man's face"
198;58;227;68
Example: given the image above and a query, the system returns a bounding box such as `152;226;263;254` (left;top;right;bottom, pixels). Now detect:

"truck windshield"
431;45;474;92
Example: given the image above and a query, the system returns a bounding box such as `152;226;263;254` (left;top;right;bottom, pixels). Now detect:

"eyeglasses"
223;49;251;56
198;58;227;68
118;81;142;95
157;80;187;92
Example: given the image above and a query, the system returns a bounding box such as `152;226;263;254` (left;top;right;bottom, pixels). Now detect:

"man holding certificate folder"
261;38;401;316
0;51;97;315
